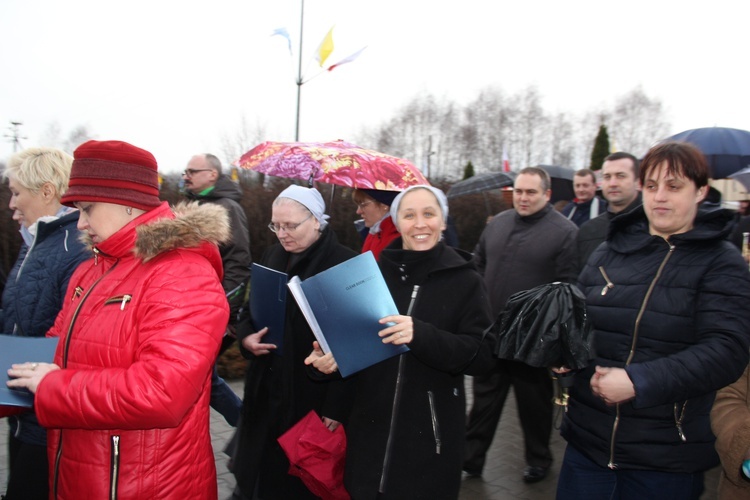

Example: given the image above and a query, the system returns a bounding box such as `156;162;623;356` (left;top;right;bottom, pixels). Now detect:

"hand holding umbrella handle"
550;368;575;409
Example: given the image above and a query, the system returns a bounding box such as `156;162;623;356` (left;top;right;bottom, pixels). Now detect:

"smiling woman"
306;184;495;499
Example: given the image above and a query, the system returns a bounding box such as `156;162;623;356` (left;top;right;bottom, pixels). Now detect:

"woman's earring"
126;207;133;215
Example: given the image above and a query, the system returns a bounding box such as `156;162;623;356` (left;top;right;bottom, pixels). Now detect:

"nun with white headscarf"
232;185;358;500
307;185;495;499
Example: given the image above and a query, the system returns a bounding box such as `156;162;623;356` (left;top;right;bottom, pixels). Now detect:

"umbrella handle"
556;370;575;389
551;370;574;409
307;167;317;188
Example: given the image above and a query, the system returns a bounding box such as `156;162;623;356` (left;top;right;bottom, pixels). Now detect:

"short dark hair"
574;168;596;184
517;167;551;192
639;142;709;188
604;152;639;178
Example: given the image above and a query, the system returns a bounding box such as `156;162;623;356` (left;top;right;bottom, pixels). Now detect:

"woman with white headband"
307;184;495;499
232;185;358;500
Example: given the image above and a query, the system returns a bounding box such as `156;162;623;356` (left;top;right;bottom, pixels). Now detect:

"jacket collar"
185;175;242;203
606;193;642;219
608;203;737;253
381;239;475;274
515;203;553;224
88;201;230;266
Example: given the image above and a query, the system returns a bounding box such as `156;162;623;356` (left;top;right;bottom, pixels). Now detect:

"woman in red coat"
6;140;230;500
352;188;399;260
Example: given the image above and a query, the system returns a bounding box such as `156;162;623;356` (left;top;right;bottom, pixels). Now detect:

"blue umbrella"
664;127;750;179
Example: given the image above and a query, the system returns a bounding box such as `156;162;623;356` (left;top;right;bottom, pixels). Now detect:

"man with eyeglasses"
183;153;252;427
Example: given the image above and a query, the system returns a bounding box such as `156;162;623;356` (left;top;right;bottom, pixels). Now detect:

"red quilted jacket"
34;202;230;500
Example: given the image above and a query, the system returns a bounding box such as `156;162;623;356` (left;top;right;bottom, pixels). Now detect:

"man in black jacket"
464;167;578;483
576;152;640;272
183;153;252;427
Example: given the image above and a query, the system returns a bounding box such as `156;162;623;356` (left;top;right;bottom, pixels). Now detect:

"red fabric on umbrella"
277;410;350;500
234;140;429;190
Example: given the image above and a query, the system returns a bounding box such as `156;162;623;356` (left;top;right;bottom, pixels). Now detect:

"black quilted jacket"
562;205;750;473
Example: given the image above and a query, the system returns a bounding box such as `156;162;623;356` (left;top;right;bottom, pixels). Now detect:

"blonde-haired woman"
0;147;88;500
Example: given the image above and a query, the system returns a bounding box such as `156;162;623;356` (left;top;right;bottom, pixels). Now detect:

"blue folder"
1;335;59;407
287;251;408;377
250;263;288;356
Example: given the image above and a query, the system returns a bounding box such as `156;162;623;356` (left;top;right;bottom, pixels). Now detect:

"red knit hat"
61;140;162;211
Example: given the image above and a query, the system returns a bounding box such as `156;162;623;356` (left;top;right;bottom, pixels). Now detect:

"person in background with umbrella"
0;147;88;500
232;185;357;500
558;142;750;499
351;188;399;260
306;185;495;499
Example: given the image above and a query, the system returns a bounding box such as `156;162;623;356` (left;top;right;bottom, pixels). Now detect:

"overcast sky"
1;0;748;173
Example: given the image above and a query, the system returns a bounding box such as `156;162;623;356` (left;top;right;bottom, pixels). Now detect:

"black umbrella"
534;165;575;203
446;172;516;198
446;172;515;215
663;127;750;179
493;282;593;370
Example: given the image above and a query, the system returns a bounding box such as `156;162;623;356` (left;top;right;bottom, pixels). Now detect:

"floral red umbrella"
234;140;429;190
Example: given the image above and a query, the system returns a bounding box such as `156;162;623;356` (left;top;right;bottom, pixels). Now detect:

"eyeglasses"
356;201;373;209
268;214;313;233
182;169;212;177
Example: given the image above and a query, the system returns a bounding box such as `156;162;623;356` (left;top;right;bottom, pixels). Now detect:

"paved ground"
1;377;720;499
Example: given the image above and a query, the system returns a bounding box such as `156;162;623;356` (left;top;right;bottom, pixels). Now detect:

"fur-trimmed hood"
135;202;231;261
83;201;231;263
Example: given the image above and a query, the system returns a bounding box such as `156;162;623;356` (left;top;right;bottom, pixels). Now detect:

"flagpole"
294;0;305;141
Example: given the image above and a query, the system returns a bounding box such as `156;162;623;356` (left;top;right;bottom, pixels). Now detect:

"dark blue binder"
287;251;408;377
250;263;288;356
1;335;59;407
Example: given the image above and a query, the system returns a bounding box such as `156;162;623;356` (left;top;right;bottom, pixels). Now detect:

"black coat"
233;227;357;498
475;204;579;317
562;206;750;473
345;241;494;500
186;175;252;321
575;195;642;273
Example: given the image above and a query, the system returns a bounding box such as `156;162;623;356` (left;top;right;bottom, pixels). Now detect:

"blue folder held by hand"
1;335;59;407
250;263;288;356
287;251;408;377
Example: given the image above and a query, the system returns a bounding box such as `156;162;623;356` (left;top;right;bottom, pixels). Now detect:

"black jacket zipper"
379;284;419;494
607;243;674;469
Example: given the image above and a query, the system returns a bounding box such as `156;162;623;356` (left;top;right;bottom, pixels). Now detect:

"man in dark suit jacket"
464;167;578;484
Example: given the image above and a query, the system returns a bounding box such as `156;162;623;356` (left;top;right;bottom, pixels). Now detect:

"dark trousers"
211;364;242;427
5;433;49;500
464;359;554;473
556;444;704;500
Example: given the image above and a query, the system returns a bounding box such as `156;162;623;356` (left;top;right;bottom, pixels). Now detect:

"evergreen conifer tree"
462;161;475;180
590;125;610;171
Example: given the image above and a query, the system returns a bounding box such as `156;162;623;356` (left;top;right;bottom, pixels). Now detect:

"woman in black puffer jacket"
558;142;750;500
